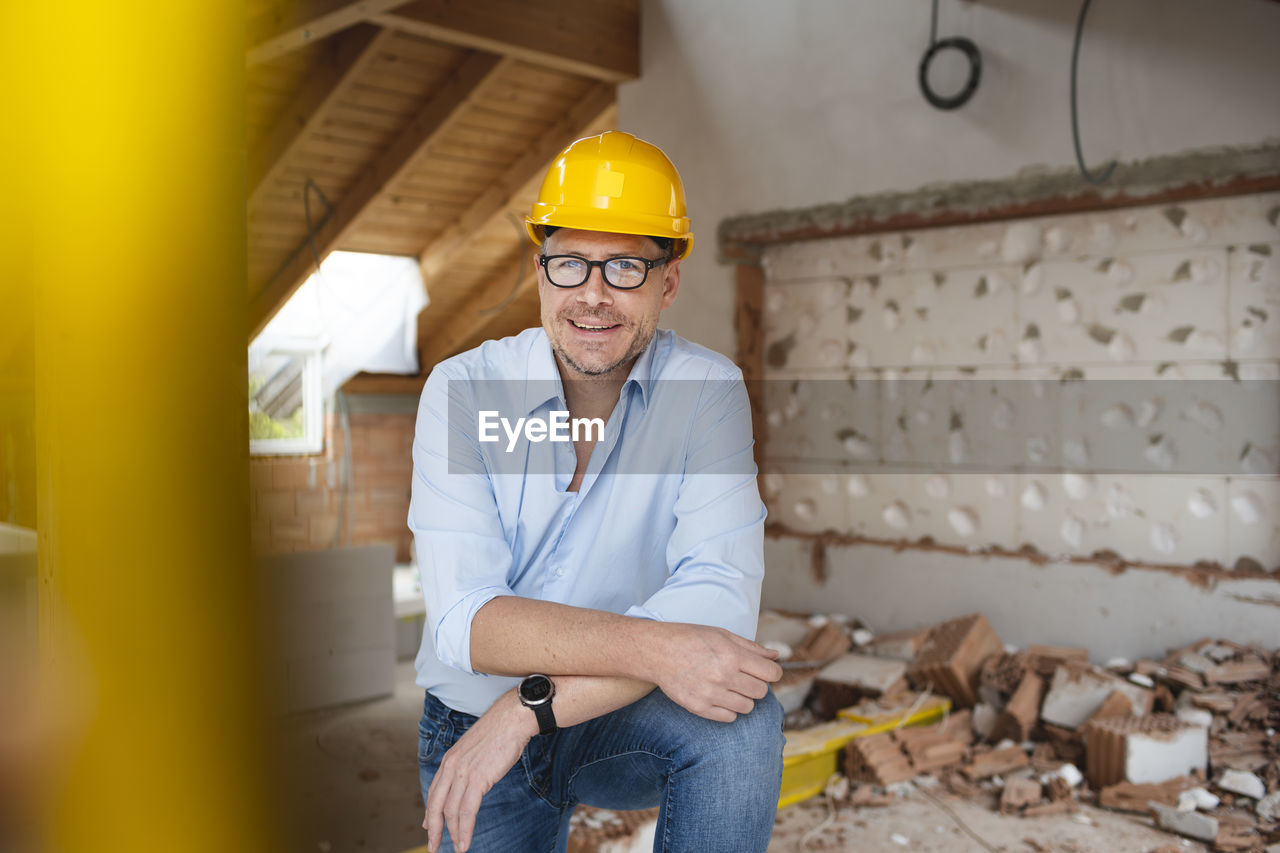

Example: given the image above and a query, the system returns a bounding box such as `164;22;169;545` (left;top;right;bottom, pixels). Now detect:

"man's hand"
650;624;782;723
422;690;537;853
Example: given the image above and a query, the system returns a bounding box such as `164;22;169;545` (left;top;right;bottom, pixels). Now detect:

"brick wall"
250;407;416;562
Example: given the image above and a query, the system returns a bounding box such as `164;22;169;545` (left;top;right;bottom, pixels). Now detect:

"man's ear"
659;259;682;310
533;250;548;289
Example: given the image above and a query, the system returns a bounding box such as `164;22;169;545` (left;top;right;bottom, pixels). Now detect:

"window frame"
248;340;325;457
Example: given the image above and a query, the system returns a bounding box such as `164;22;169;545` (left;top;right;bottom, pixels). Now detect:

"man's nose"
576;266;613;305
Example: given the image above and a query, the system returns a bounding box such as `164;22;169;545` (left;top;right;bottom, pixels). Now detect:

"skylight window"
249;251;428;456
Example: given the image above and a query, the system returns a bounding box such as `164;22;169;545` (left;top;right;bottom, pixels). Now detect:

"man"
409;131;783;853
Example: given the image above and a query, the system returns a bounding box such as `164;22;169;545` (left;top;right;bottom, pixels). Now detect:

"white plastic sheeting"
250;250;428;399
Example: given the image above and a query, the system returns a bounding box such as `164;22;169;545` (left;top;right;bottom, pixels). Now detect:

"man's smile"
566;317;623;333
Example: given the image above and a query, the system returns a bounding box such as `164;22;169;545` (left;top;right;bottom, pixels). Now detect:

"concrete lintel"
717;143;1280;262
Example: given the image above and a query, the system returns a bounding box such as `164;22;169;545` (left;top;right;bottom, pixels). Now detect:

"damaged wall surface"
756;191;1280;657
762;538;1279;660
760;191;1280;569
619;0;1280;358
620;0;1280;655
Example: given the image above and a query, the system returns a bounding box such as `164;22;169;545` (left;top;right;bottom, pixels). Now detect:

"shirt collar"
524;329;663;415
524;331;564;415
622;332;659;411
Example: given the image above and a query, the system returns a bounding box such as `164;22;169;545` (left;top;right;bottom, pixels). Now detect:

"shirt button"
555;568;565;578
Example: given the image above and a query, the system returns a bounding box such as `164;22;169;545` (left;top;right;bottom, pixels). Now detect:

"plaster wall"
619;0;1280;655
620;0;1280;357
759;192;1280;569
752;192;1280;658
763;536;1280;661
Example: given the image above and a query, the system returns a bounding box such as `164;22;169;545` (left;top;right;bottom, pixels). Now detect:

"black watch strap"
530;701;556;737
519;674;557;736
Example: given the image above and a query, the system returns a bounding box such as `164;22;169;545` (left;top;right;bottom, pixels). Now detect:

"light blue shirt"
409;327;766;716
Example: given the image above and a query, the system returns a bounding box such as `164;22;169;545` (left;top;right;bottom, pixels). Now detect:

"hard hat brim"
524;212;693;261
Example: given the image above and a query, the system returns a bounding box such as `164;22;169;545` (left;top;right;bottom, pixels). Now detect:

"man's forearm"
469;595;663;682
470;594;782;723
422;673;657;853
537;674;656;730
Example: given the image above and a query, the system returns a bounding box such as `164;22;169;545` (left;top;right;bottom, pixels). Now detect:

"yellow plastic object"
838;694;952;729
778;695;954;809
525;131;694;259
779;718;868;808
779;754;840;810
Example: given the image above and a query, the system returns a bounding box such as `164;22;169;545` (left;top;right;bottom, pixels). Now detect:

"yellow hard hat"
525;131;693;260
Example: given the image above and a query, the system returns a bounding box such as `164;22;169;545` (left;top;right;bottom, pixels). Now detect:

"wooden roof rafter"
247;0;412;67
245;0;637;363
340;86;619;391
338;87;619;393
420;253;536;372
371;0;638;83
248;0;638;83
247;23;396;214
416;82;616;289
247;49;513;340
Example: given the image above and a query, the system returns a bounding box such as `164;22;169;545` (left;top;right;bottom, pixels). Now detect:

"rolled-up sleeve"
623;371;765;640
409;366;514;674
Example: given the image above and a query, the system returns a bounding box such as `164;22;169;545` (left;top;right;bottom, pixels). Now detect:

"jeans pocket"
520;731;560;806
417;724;438;765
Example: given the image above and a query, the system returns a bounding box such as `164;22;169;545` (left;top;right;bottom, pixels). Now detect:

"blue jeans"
417;688;785;852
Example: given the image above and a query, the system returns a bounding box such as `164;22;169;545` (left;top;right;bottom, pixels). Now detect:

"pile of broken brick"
566;806;657;853
766;611;1279;852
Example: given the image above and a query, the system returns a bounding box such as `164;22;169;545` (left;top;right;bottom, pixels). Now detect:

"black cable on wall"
1070;0;1117;184
919;0;982;111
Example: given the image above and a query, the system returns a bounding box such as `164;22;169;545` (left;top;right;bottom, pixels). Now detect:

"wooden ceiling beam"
248;24;394;214
417;85;615;287
248;50;509;341
418;255;538;372
372;0;638;83
339;372;427;395
247;0;409;66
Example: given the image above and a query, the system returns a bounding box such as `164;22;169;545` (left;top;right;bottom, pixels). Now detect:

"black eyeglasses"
539;254;669;290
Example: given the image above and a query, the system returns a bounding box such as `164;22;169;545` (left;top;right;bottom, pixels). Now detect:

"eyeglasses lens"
543;256;654;289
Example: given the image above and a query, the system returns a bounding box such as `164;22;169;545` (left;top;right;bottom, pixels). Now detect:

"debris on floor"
566;808;658;853
764;612;1279;853
568;615;1278;852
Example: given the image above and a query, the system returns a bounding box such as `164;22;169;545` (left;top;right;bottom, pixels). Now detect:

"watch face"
521;675;552;703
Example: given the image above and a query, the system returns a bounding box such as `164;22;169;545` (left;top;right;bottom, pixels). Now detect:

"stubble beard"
549;314;657;379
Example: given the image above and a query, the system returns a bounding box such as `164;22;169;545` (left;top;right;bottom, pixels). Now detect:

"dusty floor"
278;661;427;853
279;663;1207;853
768;793;1206;852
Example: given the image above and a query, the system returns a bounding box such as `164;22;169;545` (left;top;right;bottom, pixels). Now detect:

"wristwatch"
518;674;557;736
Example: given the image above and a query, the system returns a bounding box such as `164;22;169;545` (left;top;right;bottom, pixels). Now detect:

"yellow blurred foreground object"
2;2;283;851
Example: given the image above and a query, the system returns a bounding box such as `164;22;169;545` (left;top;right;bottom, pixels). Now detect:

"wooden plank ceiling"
245;0;635;393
